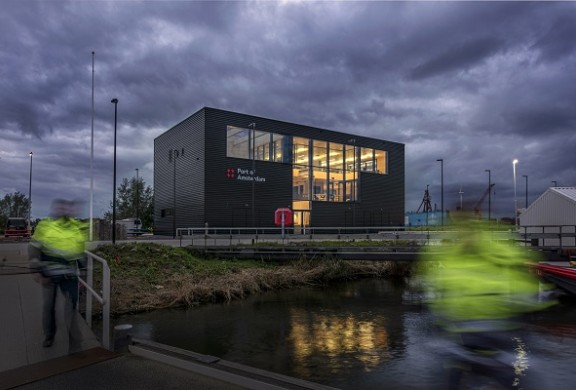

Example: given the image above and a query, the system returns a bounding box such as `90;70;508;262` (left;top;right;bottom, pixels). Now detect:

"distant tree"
104;177;154;229
0;192;30;229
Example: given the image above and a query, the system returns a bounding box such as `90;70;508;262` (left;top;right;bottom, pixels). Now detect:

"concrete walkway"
0;243;100;373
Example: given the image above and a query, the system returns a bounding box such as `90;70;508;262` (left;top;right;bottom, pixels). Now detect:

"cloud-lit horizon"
1;1;574;221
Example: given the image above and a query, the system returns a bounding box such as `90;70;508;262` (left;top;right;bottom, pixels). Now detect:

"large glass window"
360;147;375;172
328;143;344;202
293;165;310;201
375;150;387;174
293;137;309;166
227;126;250;159
254;131;270;161
344;144;357;202
272;133;290;163
312;140;328;168
312;167;328;201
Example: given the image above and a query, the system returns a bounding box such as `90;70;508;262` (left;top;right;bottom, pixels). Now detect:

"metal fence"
175;226;517;248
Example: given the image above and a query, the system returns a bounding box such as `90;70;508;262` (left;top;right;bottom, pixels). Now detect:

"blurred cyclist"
420;209;555;389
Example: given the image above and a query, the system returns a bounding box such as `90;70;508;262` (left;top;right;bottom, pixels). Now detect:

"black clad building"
154;107;404;235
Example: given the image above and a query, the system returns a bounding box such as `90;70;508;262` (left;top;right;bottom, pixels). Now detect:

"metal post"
173;150;178;239
135;168;139;223
90;51;95;241
513;159;518;230
437;159;444;226
523;174;528;209
485;169;491;224
28;152;33;232
111;98;118;244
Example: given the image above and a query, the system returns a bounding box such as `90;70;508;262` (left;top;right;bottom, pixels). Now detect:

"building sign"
226;167;266;183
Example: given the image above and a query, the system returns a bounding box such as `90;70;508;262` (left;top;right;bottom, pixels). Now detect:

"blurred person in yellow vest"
29;199;87;352
419;208;556;389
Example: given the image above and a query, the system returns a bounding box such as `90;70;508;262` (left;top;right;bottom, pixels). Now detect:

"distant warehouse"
153;107;405;236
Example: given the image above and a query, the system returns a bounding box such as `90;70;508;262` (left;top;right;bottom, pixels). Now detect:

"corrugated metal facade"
154;110;206;235
154;107;405;234
519;187;576;247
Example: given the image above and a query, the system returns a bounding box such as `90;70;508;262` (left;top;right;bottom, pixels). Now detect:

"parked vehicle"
4;217;31;238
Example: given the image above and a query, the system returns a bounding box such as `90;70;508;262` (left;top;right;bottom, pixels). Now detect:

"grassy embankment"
93;242;413;316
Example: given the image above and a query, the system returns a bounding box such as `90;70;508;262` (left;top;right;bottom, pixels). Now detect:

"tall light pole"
513;159;518;230
90;51;95;241
249;123;256;228
111;98;119;244
485;169;491;223
28;152;33;231
522;174;528;209
437;159;444;226
135;168;140;225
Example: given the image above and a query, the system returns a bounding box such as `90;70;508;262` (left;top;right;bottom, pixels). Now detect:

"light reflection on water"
114;279;576;389
288;308;391;377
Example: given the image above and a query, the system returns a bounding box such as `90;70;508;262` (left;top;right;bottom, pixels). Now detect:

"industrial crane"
474;183;495;218
417;185;433;213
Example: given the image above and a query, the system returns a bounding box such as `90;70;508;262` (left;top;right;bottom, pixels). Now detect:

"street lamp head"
111;98;118;104
29;152;33;157
513;159;518;165
437;159;443;162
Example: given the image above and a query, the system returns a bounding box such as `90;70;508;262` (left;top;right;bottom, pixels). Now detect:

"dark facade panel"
154;110;205;235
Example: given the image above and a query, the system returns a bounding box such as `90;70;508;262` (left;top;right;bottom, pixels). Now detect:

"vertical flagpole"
90;51;95;241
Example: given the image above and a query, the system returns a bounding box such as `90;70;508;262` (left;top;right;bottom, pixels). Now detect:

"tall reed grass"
93;243;412;315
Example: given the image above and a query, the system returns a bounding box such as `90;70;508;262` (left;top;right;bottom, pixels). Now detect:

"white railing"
78;250;111;350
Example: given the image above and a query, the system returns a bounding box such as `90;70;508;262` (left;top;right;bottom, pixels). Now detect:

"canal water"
114;278;576;389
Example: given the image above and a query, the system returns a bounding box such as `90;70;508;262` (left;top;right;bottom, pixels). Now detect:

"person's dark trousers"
42;275;83;353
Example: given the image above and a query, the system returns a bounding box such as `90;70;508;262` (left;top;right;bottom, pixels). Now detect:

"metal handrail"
78;250;111;350
175;226;518;248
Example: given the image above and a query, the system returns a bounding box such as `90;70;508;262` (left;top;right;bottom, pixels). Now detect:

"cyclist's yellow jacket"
420;219;555;333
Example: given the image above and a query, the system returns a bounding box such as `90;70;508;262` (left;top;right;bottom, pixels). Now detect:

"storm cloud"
0;1;574;219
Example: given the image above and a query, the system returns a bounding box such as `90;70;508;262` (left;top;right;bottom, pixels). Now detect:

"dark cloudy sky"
1;1;575;221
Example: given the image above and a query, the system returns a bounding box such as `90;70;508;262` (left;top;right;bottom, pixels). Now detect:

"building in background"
519;187;576;248
154;107;404;236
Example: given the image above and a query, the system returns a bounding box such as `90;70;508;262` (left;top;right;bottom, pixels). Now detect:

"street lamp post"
437;159;444;226
513;159;518;230
28;152;33;231
485;169;491;223
135;168;140;224
523;174;528;209
111;98;118;244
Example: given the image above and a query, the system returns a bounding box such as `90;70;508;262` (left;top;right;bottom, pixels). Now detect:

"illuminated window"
293;137;309;166
375;150;387;174
360;148;374;172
